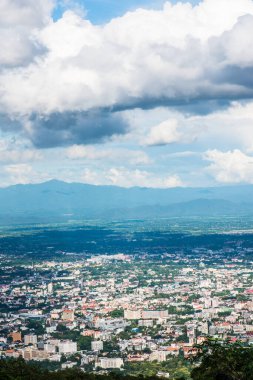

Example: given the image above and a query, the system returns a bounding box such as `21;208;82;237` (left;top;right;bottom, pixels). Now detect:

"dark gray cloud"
27;110;129;148
214;66;253;89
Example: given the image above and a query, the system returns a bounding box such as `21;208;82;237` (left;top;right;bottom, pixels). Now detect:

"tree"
191;339;253;380
174;366;191;380
27;320;45;335
109;309;124;318
0;357;164;380
0;357;44;380
78;335;92;351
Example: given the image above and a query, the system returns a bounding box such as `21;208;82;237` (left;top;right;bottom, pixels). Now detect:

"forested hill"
1;180;253;222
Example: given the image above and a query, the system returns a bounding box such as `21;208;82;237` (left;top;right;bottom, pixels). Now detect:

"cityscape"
1;0;253;379
1;229;253;379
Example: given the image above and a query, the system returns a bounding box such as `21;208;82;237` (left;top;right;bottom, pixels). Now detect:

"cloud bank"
1;0;253;187
1;0;253;147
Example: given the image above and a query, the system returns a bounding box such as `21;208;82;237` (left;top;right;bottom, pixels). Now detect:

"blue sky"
0;0;253;188
53;0;201;24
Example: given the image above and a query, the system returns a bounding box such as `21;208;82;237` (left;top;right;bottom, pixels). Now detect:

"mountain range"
1;180;253;223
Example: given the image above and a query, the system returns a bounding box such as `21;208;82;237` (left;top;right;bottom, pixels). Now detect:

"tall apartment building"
97;357;123;369
58;340;77;354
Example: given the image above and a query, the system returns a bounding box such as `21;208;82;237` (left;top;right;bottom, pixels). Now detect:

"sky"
53;0;201;24
0;0;253;188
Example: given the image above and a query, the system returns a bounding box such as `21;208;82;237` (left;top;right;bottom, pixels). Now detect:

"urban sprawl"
1;248;253;378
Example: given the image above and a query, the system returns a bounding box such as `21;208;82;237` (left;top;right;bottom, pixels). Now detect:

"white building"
142;310;168;319
124;309;168;321
124;310;141;320
91;340;103;351
98;318;128;331
46;325;57;334
157;371;170;378
149;351;168;362
24;334;37;346
47;283;53;294
97;357;123;369
58;340;77;354
43;342;57;353
138;320;153;327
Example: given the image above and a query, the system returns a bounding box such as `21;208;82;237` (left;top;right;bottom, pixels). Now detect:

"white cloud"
66;145;150;164
167;151;200;158
4;163;33;185
188;101;253;153
82;167;183;188
0;0;53;66
0;147;41;164
126;100;253;152
143;119;181;146
144;120;181;145
204;149;253;184
1;163;52;187
0;137;42;163
1;0;253;119
0;150;41;163
66;145;100;159
211;14;253;68
1;0;253;187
